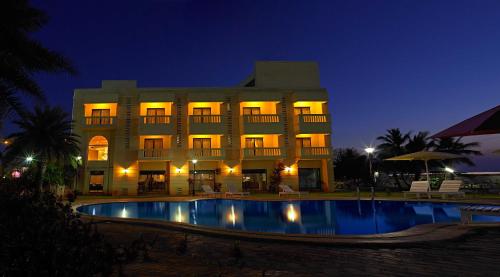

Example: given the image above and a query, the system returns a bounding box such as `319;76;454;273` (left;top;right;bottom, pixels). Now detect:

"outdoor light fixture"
3;140;8;145
175;167;182;174
191;160;198;196
285;166;292;173
364;147;375;154
122;168;129;175
444;167;455;173
76;155;82;161
25;156;34;163
228;167;234;174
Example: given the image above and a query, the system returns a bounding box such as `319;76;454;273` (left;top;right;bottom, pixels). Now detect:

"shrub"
0;183;114;276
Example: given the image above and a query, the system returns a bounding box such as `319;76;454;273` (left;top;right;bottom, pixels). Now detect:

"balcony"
242;115;283;134
138;149;171;160
242;147;284;160
138;116;174;135
296;147;332;159
189;115;225;134
188;148;224;160
296;114;331;134
83;116;116;129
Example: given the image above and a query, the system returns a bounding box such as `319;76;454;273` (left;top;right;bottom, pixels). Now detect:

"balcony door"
193;108;211;123
243;107;261;115
146;108;165;124
296;138;312;148
245;137;264;156
144;138;163;157
294;107;311;115
193;138;211;156
91;109;110;124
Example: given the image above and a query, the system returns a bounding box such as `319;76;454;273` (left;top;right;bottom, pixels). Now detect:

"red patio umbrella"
432;105;500;138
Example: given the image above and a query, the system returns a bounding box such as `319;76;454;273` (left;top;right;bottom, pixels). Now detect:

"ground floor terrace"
75;194;500;276
80;159;334;196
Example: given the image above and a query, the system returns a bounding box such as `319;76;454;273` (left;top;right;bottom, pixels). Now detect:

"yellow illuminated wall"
138;135;172;149
240;101;278;114
293;101;326;114
296;134;326;147
139;102;172;115
188;102;222;115
241;134;280;147
188;135;222;148
84;103;118;116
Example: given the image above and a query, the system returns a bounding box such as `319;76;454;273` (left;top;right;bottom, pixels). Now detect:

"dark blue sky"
31;0;500;170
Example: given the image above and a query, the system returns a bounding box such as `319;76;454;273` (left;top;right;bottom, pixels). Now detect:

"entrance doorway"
138;170;167;194
242;169;267;191
189;170;215;192
299;168;322;191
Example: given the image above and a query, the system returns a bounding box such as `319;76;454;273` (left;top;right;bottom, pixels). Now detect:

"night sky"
29;0;500;170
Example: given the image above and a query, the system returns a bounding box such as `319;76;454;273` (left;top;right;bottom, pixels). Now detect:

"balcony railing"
242;115;283;134
243;114;280;123
242;147;284;159
297;147;331;158
141;115;172;124
84;116;116;127
138;149;171;160
138;116;174;134
189;115;224;134
296;114;331;134
189;148;224;160
190;115;222;124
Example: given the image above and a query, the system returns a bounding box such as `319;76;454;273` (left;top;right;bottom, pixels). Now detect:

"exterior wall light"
228;167;234;174
444;167;454;173
285;166;292;173
122;168;129;175
175;167;182;174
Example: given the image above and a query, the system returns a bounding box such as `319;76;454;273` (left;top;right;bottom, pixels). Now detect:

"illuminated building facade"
72;61;334;195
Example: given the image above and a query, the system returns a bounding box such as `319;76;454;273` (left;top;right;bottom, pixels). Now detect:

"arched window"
88;136;108;161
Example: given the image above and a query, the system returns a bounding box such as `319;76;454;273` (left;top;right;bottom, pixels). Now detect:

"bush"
0;182;114;276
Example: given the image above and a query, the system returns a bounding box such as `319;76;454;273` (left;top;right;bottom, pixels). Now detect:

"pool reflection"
77;200;500;236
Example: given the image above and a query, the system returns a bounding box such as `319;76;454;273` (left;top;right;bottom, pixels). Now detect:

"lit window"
88;136;108;161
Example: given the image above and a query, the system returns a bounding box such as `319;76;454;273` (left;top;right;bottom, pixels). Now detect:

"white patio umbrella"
385;151;464;180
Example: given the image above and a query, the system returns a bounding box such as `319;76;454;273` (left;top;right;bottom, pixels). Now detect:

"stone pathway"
96;222;500;276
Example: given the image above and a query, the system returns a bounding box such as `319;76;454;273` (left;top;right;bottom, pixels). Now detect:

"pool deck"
75;195;500;275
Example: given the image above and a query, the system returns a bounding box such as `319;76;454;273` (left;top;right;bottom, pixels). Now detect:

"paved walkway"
96;221;500;276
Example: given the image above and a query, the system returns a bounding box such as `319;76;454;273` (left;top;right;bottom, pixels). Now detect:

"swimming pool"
77;200;500;235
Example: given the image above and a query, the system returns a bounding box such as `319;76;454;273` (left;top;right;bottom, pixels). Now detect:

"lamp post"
191;159;198;196
364;147;375;198
74;156;82;190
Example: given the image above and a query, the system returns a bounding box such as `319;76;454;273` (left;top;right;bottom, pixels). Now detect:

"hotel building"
72;61;334;195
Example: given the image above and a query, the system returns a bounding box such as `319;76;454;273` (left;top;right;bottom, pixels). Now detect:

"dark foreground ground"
95;221;500;277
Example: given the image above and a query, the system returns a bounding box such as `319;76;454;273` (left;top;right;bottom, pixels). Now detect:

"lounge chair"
200;185;223;198
403;181;430;199
278;184;309;198
427;180;465;199
225;184;250;197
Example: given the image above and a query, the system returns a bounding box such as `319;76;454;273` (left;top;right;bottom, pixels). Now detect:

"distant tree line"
334;128;481;190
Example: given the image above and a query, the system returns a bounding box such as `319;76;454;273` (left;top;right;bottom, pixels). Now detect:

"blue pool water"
77;200;500;235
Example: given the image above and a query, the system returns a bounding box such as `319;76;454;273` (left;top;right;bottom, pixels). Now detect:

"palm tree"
0;0;76;126
433;137;482;166
406;131;434;152
376;128;412;189
3;106;80;191
376;128;410;159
